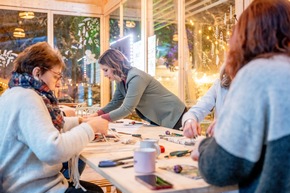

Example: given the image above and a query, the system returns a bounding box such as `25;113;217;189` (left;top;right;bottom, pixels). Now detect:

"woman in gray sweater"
192;0;290;192
95;49;186;130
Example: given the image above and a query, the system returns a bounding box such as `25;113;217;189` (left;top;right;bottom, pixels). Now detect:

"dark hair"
225;0;290;79
13;42;65;75
98;49;132;79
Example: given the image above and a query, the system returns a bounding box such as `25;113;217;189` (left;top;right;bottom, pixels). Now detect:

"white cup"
134;148;156;173
140;139;161;158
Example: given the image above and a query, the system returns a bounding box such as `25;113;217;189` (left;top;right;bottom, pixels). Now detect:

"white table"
80;120;238;193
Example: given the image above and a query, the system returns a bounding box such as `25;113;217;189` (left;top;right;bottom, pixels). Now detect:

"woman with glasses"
95;48;186;130
0;42;108;193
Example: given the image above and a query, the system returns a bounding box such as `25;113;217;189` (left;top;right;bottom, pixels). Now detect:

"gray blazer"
101;67;186;129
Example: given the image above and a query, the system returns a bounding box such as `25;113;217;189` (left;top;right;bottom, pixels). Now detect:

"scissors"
169;150;192;157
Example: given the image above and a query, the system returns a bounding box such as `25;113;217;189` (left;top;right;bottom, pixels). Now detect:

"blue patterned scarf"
8;72;64;131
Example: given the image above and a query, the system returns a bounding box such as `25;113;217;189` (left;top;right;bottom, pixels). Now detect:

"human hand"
182;119;201;138
87;112;99;118
86;116;108;135
80;115;99;123
190;136;205;161
206;120;216;137
191;149;200;161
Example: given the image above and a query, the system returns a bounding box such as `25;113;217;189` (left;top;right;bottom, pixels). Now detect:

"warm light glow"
173;34;178;41
125;21;136;28
19;11;35;19
190;20;194;26
193;73;219;85
13;28;25;38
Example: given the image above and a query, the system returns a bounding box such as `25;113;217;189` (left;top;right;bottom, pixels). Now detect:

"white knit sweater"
0;87;95;193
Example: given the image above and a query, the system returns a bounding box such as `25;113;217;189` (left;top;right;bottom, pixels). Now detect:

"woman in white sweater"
0;42;108;193
182;66;231;138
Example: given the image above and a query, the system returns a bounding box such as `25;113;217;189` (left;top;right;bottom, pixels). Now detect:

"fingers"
206;121;216;137
87;116;109;135
196;124;202;136
183;123;199;139
206;126;212;137
208;129;214;137
191;149;199;161
184;128;197;138
98;117;109;135
183;126;195;138
88;113;98;117
191;136;206;161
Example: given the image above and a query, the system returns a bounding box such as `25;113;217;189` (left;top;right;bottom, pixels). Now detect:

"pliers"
169;150;192;157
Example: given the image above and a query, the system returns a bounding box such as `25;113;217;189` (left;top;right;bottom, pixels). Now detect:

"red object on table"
159;145;165;153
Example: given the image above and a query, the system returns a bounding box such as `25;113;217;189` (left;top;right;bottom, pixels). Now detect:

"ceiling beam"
0;0;102;14
185;0;211;17
185;0;228;18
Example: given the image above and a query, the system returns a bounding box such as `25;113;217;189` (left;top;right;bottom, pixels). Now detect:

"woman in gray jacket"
95;49;186;130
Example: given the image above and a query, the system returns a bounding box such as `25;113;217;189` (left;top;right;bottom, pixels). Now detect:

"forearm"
106;105;134;121
63;117;79;131
184;80;219;124
198;138;254;186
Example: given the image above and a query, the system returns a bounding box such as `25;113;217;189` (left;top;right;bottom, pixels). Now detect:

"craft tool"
132;134;142;139
169;150;192;157
171;133;183;137
122;164;134;168
116;131;132;135
98;156;134;167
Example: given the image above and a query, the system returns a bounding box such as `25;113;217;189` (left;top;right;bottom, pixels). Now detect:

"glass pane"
152;0;179;96
124;0;141;43
184;0;235;107
54;15;101;106
109;8;120;43
0;9;47;94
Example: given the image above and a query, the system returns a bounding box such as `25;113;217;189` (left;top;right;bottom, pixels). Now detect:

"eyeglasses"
43;67;63;81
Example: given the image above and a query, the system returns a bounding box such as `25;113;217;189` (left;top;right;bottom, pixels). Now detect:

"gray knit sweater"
198;55;290;193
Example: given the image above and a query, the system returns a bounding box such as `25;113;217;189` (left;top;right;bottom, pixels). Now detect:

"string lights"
19;11;35;19
13;28;25;38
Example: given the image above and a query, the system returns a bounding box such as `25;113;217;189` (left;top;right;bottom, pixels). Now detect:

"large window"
147;0;235;107
54;14;101;106
0;8;101;106
0;9;47;93
152;1;179;96
183;0;235;107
